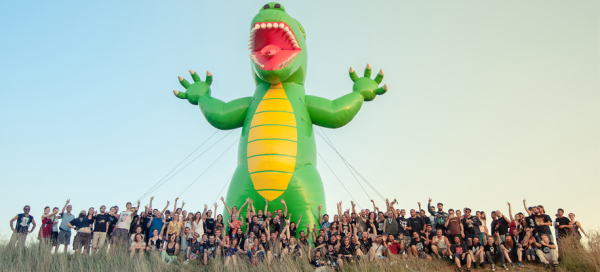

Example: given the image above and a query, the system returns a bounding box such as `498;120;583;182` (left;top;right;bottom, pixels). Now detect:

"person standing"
554;208;571;244
9;205;36;248
428;198;448;235
113;201;140;245
57;199;75;253
40;206;57;244
91;205;110;253
68;210;92;254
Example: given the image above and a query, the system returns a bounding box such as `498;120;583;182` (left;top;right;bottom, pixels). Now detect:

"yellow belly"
247;83;297;201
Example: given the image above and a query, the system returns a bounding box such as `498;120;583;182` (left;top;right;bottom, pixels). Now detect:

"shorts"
57;230;71;245
454;253;468;263
112;228;129;244
73;232;92;250
51;232;59;246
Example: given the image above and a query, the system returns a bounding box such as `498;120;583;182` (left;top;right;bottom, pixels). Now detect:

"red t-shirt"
230;220;241;235
41;218;53;238
388;242;402;255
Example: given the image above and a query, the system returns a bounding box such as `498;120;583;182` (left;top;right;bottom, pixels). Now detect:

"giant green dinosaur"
173;2;387;235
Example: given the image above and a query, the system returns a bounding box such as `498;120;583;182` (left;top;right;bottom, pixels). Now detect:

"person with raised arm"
318;204;331;238
9;205;36;248
428;198;449;236
56;199;74;253
204;203;218;235
221;196;248;220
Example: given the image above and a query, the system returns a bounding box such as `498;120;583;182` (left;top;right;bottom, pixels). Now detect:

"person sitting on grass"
160;234;179;264
533;233;559;270
468;236;484;269
129;233;146;259
451;236;472;272
484;232;508;271
431;228;451;259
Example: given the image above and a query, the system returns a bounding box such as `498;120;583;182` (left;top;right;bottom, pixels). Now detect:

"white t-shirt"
194;220;204;237
372;242;384;256
118;211;133;230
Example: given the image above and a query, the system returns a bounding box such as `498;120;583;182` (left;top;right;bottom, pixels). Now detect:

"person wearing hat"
68;209;92;254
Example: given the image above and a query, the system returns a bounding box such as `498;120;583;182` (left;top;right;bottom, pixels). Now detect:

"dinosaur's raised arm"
198;96;252;130
174;70;252;130
305;64;388;128
305;93;364;128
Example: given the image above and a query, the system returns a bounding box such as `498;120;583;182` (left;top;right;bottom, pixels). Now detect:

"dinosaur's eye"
274;3;280;8
263;4;270;9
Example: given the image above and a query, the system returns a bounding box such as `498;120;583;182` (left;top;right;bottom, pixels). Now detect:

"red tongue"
259;44;281;57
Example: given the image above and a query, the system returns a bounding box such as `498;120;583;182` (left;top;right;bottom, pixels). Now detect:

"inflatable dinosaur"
173;2;387;234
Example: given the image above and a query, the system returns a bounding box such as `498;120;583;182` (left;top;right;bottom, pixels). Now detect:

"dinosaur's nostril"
274;3;281;8
263;4;270;9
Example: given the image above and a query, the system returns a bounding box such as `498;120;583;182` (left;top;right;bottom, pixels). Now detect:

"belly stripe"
247;83;297;201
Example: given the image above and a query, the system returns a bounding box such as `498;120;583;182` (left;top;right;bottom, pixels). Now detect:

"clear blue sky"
1;0;598;241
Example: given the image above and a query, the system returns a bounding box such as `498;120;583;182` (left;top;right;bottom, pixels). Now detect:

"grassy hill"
1;233;598;272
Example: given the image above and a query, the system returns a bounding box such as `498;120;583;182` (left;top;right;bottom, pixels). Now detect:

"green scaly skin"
173;2;387;235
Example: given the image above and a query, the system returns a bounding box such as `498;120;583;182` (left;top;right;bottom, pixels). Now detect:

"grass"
1;232;598;272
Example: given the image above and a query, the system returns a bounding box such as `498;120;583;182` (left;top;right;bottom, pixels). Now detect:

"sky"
0;0;598;244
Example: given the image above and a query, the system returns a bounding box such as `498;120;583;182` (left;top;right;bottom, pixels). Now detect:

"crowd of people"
8;197;588;271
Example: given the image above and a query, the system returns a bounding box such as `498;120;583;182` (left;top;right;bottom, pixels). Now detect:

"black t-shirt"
299;237;308;246
496;217;510;235
555;217;571;237
204;218;215;233
324;250;338;263
540;242;555;254
338;245;356;257
490;219;498;235
289;225;297;238
327;239;338;248
257;215;266;226
533;214;550;234
69;217;91;230
205;242;218;255
469;241;482;253
248;222;261;236
93;214;111;232
484;244;498;255
421;216;431;226
188;240;201;254
397;217;410;236
408;217;424;235
341;223;351;237
148;238;163;249
108;215;118;235
410;238;425;252
462;216;476;235
451;243;467;255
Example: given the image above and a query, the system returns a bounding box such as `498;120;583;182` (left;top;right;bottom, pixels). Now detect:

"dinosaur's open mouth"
249;22;301;71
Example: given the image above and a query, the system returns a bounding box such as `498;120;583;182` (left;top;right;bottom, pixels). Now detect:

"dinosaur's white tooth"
279;23;284;29
249;33;255;37
379;69;384;75
267;23;272;29
279;63;283;68
254;24;260;30
283;27;289;32
273;23;278;29
261;23;266;29
293;44;300;49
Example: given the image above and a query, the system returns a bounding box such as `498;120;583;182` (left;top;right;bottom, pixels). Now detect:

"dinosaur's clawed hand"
173;70;213;105
349;64;388;102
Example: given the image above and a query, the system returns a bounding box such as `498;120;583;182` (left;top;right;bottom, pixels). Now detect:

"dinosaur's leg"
279;164;326;236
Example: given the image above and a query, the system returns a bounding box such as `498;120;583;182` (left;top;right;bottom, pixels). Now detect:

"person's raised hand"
151;196;155;201
281;199;285;204
318;205;322;211
428;198;432;203
175;197;179;201
265;199;268;204
220;197;224;202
